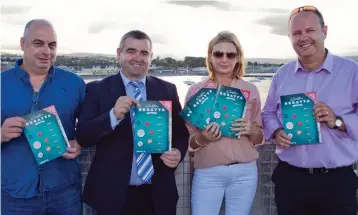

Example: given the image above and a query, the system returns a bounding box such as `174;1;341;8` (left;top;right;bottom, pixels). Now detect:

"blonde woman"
184;31;265;215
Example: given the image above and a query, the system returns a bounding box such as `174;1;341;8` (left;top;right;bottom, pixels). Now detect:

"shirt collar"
119;71;146;87
294;49;333;74
14;59;56;79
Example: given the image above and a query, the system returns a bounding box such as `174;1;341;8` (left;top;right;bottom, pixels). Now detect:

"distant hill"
247;56;358;64
2;52;357;63
63;52;116;58
346;56;358;62
60;53;358;63
246;58;292;64
1;52;21;56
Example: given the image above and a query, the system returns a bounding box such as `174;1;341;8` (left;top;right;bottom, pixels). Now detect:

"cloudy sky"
1;0;357;59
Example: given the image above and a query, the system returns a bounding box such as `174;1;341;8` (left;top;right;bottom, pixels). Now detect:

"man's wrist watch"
333;116;343;129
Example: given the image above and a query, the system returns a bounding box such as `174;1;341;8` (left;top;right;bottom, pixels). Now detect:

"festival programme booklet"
179;105;206;130
211;85;250;138
185;88;217;126
133;101;172;153
23;105;70;166
280;92;322;145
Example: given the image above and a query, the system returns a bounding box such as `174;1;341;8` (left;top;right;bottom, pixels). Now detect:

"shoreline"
78;73;275;80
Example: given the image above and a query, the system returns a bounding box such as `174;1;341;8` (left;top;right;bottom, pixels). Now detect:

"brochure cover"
280;92;322;145
179;105;206;130
133;101;172;153
212;85;250;138
185;88;217;126
23;105;70;166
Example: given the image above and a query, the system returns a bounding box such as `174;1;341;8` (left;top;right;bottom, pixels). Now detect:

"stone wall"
79;144;358;215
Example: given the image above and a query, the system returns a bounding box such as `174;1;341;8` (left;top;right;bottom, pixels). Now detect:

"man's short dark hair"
313;9;325;27
119;30;152;49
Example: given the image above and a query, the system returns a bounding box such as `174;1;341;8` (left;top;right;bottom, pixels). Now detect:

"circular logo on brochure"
138;141;143;147
214;111;221;119
33;141;42;149
206;118;211;124
46;146;51;152
137;129;145;137
288;133;293;139
38;152;43;158
148;139;153;144
286;122;294;130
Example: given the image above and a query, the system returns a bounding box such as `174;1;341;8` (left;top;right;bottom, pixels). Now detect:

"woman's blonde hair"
205;31;246;80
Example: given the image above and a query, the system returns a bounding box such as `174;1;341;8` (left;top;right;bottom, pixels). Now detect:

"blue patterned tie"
129;81;154;183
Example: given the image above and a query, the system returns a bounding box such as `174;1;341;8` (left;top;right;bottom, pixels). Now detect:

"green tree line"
1;54;284;69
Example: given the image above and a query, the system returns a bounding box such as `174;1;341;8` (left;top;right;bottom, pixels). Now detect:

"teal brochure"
280;92;322;145
211;85;251;138
133;101;172;153
179;105;206;130
23;105;70;166
185;88;217;126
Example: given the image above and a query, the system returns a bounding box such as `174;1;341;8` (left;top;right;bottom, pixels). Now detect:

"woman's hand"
231;118;253;137
201;122;222;141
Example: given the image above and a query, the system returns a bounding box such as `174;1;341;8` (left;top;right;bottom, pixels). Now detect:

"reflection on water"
84;76;272;108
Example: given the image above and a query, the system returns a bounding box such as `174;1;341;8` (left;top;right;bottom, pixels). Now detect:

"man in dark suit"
76;30;189;215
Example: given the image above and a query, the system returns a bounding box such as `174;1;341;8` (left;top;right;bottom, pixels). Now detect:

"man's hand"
62;140;82;159
274;128;291;148
231;118;253;136
160;148;181;168
1;117;26;143
201;122;222;141
314;102;336;128
113;96;139;120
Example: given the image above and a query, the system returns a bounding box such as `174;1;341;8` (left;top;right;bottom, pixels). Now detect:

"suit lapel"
146;75;160;101
109;73;132;125
109;73;127;99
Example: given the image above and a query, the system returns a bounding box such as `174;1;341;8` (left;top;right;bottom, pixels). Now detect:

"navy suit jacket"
76;73;189;215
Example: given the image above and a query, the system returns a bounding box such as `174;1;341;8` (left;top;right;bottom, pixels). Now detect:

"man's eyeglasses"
290;5;318;18
212;51;238;59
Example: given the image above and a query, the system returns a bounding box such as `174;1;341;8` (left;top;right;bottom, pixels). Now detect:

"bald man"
1;19;85;215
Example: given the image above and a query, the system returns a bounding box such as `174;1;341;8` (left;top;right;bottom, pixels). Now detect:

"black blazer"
76;73;189;215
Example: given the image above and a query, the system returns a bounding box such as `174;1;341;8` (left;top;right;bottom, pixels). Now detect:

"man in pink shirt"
262;5;358;215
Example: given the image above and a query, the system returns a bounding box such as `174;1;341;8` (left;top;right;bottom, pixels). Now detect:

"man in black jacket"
76;30;189;215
